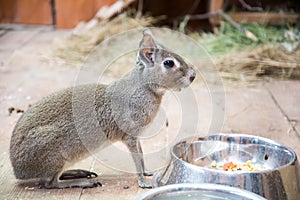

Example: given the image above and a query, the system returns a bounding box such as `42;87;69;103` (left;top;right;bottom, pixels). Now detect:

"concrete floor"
0;25;299;199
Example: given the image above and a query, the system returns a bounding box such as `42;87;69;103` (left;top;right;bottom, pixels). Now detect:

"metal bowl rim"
171;133;298;174
135;183;267;200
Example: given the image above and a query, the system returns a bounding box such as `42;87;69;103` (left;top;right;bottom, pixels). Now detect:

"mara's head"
136;29;196;93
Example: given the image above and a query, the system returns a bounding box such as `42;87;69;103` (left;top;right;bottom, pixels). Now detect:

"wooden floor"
0;25;300;199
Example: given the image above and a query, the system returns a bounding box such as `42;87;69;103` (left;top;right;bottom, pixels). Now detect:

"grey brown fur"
10;29;196;189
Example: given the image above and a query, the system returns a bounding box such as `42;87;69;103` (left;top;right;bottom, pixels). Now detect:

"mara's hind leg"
41;170;101;189
59;169;98;180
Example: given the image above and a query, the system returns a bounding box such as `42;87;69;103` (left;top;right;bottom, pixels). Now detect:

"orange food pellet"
223;161;236;171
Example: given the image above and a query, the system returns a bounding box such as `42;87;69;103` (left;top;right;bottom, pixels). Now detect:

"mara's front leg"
124;135;152;189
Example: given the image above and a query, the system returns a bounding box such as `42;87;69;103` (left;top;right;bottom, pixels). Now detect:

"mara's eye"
163;60;174;68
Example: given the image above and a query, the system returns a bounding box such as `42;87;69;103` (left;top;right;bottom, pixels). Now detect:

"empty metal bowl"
154;133;300;200
136;183;266;200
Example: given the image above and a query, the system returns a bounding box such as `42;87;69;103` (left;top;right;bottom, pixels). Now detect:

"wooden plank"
0;30;39;67
208;0;224;26
221;83;300;158
229;12;300;25
93;0;117;13
264;80;300;157
79;175;145;200
0;30;39;50
264;81;300;121
16;0;52;25
55;0;94;29
0;0;16;23
295;124;300;141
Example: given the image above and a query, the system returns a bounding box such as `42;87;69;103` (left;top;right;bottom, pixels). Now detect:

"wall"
0;0;117;28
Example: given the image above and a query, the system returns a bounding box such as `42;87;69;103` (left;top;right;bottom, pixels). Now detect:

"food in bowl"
210;160;264;172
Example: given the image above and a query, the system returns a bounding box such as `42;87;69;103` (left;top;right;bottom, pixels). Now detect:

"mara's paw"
138;179;152;189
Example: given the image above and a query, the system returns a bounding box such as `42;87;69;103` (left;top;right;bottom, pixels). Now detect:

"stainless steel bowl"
154;133;300;200
136;183;266;200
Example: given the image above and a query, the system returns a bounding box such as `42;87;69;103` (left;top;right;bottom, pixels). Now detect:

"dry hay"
215;44;300;83
45;16;300;84
191;22;300;84
46;13;157;67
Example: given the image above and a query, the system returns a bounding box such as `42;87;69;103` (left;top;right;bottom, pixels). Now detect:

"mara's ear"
138;29;158;67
